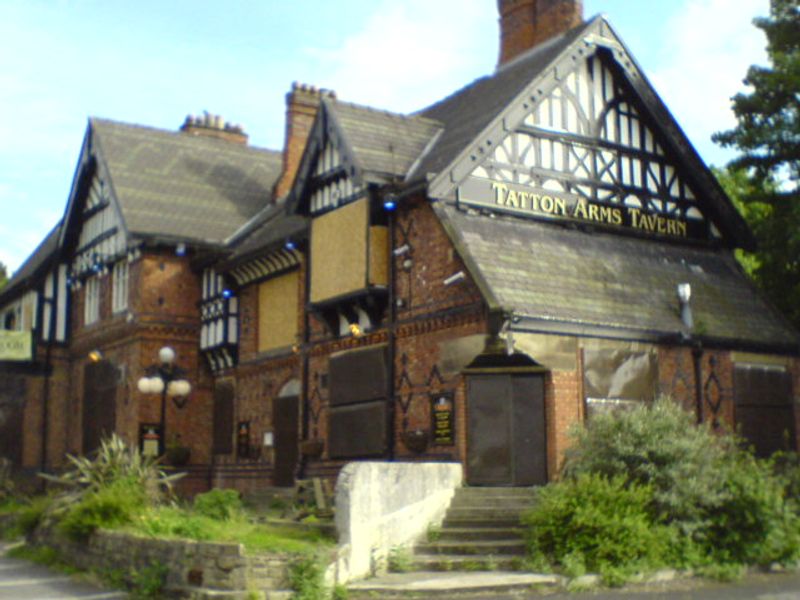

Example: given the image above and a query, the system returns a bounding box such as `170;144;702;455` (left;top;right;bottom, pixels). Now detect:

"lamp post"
137;346;191;456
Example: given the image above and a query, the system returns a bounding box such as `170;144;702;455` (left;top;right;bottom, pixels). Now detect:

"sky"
0;0;769;275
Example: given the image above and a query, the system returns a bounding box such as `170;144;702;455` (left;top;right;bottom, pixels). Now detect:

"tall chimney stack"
498;0;583;66
273;82;336;200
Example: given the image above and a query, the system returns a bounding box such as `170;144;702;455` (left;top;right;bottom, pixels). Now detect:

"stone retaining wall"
32;527;294;599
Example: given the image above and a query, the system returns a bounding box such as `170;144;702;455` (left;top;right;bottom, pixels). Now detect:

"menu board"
431;393;455;446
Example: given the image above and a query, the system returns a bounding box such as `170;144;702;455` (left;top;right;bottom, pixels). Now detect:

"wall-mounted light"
284;239;297;251
348;323;363;337
88;350;103;362
677;283;693;331
443;271;465;286
393;244;410;256
383;196;397;211
222;288;233;299
176;243;187;257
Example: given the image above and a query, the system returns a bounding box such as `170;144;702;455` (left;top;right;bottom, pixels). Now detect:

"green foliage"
0;458;14;501
40;433;183;506
712;0;800;330
0;261;7;292
538;399;800;585
7;544;78;574
523;473;669;583
15;495;53;536
132;503;331;553
388;546;413;573
129;562;168;599
193;488;243;521
59;477;147;541
561;397;732;533
288;555;326;600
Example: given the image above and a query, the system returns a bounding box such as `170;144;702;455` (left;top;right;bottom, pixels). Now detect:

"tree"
713;0;800;331
0;262;7;292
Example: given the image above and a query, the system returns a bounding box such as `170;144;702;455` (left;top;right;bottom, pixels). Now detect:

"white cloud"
649;0;769;166
304;0;497;111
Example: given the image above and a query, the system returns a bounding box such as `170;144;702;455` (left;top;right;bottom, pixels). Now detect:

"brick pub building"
1;0;798;493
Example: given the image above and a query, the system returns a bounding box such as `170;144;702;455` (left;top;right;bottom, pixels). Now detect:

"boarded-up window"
734;364;795;457
328;345;388;458
258;270;299;353
584;349;657;418
369;225;389;287
82;360;118;455
0;375;26;466
212;381;235;455
310;197;368;303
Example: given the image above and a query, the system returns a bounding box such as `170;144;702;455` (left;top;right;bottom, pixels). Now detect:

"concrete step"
435;526;524;541
415;539;526;556
444;506;526;522
405;554;525;572
347;571;562;599
442;515;522;529
449;496;535;511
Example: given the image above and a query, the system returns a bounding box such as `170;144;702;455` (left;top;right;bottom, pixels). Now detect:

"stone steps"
415;539;526;556
404;486;535;574
406;553;525;572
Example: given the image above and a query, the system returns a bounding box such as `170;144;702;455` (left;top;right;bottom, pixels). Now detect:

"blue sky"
0;0;768;273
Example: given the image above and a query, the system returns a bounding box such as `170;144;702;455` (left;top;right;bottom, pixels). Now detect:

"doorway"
273;394;299;487
466;373;547;486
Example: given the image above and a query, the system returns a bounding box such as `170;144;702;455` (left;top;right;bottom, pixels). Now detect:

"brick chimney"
273;82;337;200
498;0;583;66
180;112;248;144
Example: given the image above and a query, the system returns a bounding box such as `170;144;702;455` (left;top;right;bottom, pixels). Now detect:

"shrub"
701;451;800;566
554;398;800;575
288;555;326;600
562;397;732;533
58;477;147;541
193;488;243;521
41;434;183;505
523;473;670;583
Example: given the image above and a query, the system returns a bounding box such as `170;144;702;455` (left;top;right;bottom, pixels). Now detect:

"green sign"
0;330;32;361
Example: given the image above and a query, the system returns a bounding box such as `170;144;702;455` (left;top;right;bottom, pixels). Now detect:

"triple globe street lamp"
137;346;191;457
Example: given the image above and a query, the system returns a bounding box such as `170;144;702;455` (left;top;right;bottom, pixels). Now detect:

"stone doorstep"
347;571;562;594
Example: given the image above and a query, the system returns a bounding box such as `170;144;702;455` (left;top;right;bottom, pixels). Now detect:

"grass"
7;544;80;575
125;504;334;554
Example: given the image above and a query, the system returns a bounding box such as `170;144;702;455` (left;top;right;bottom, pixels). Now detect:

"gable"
291;102;367;216
457;51;714;243
70;172;128;277
425;16;751;249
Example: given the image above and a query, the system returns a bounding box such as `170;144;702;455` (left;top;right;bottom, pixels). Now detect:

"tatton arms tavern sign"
0;331;32;361
458;177;708;241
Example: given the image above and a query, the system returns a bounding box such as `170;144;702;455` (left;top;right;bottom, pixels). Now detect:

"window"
257;270;299;352
112;261;129;313
583;349;657;418
734;363;795;457
85;276;100;325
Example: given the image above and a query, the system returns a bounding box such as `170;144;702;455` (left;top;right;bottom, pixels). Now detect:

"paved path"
0;541;127;600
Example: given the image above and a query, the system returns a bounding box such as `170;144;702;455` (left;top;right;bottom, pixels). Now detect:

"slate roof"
437;204;798;351
91;119;282;245
223;202;307;268
409;19;591;182
326;101;442;182
0;222;61;303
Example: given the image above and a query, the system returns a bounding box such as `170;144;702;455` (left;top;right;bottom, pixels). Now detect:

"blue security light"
222;288;233;299
383;197;397;211
284;239;297;251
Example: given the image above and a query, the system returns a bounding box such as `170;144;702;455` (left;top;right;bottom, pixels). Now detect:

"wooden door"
467;374;547;486
273;395;299;487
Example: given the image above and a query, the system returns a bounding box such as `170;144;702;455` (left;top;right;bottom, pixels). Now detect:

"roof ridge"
89;117;281;155
329;98;443;128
